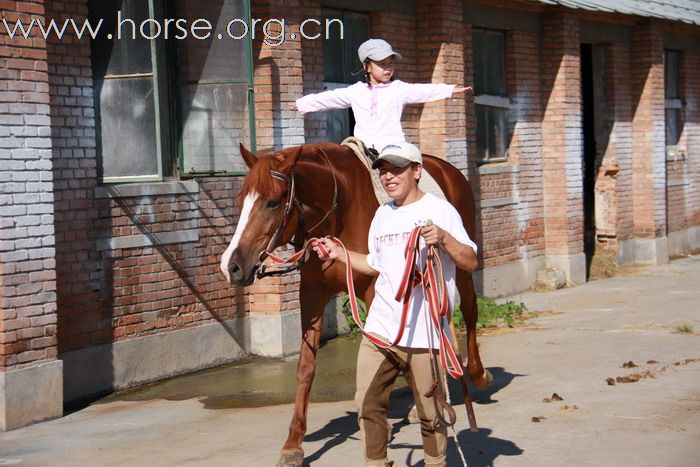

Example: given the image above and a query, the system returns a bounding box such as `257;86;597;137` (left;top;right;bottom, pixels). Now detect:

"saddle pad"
341;137;447;206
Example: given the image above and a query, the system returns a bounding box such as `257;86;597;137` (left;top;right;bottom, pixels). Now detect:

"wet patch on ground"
102;336;365;409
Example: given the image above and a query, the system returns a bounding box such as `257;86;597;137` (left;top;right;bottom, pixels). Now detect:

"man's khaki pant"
355;336;447;467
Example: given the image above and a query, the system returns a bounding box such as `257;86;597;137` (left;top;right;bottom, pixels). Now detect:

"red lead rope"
398;226;464;379
265;228;463;379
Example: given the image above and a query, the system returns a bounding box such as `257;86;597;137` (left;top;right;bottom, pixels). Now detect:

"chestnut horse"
220;142;490;467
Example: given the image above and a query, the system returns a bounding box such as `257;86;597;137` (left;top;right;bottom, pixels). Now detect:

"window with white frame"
89;0;255;183
664;49;683;159
472;28;509;161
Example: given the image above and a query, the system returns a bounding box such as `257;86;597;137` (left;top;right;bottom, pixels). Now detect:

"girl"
291;38;471;153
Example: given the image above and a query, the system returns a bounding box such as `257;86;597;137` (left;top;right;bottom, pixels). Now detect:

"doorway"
580;43;598;278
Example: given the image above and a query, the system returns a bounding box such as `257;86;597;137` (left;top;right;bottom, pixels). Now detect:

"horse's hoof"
472;368;493;389
276;449;304;467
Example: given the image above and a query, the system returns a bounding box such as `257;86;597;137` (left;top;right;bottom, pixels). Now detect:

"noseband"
255;146;338;279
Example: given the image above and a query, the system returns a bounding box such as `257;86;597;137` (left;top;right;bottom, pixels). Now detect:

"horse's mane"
236;154;285;206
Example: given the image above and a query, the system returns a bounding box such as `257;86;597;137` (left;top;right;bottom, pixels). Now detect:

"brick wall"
631;20;666;239
605;41;634;249
686;48;700;228
370;10;418;144
43;0;253;354
44;0;102;352
3;0;700;387
0;0;57;370
666;40;700;233
415;0;467;166
297;2;324;144
501;30;545;263
247;0;305;318
252;0;305;151
541;9;584;256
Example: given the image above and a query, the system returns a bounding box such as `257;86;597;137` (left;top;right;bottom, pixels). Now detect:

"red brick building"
1;0;698;429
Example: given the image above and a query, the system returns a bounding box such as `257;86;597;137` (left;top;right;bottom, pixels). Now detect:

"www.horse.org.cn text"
1;13;345;47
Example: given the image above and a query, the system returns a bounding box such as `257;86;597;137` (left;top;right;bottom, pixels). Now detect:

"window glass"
664;50;679;100
664;50;682;149
665;109;680;147
473;28;508;160
476;105;507;159
473;29;506;97
96;77;159;178
323;10;369;83
176;0;252;174
175;0;248;82
90;0;153;77
90;0;159;181
180;82;251;174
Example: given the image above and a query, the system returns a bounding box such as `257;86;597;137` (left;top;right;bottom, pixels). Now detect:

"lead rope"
263;229;463;367
419;224;470;467
264;231;473;466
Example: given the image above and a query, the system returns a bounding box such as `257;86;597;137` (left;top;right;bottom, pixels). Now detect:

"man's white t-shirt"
364;193;478;349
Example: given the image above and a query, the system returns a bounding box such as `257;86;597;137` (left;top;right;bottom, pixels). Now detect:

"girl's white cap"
358;39;403;63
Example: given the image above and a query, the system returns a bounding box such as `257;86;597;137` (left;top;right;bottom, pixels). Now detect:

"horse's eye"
266;200;281;209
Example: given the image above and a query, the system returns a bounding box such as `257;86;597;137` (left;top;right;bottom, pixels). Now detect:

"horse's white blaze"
220;192;259;282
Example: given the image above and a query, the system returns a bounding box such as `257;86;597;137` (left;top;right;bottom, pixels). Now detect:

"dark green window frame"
89;0;255;183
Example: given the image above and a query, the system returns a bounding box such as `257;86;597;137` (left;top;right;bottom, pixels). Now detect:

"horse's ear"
239;143;258;169
276;145;304;173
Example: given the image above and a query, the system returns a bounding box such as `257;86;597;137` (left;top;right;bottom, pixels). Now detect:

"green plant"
453;296;528;331
675;323;694;334
342;294;527;334
341;295;368;335
452;306;466;330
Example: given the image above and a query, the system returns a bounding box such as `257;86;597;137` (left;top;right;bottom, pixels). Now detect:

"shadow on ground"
302;367;524;466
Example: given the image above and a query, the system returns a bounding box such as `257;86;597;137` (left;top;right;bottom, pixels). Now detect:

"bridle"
254;145;338;279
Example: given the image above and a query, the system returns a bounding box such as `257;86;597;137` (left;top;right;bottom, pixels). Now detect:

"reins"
267;224;462;375
267;227;475;432
255;145;338;279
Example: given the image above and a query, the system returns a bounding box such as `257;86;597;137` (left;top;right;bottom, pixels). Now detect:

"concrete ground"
1;255;699;467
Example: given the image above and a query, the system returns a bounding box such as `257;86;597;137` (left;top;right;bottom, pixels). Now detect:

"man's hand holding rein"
313;237;379;277
420;224;478;272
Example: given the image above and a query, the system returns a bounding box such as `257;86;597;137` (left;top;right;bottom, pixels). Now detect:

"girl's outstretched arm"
401;82;472;104
293;85;355;115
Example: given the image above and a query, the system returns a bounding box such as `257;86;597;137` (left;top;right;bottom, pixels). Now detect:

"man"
313;142;478;467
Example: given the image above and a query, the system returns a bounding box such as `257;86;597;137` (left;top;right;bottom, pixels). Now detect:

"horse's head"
220;144;303;286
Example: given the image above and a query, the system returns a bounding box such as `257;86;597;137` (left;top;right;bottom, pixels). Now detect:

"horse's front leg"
458;270;493;388
277;283;332;467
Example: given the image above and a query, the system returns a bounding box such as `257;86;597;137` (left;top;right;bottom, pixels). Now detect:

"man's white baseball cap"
372;142;423;169
358;38;403;63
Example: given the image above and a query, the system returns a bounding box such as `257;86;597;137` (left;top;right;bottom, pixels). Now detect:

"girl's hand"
289;102;298;111
452;86;473;95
